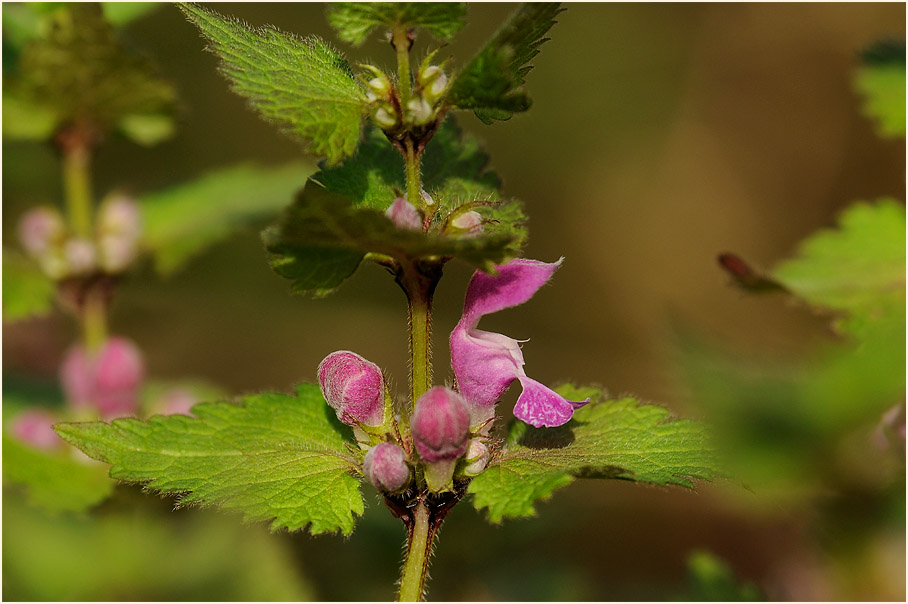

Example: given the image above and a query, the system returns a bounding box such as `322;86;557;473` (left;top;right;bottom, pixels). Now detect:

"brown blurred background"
4;3;905;600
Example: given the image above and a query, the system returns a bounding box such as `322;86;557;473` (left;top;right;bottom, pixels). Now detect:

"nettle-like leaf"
179;3;366;165
140;161;314;275
265;119;527;295
327;3;467;46
55;384;365;535
3;434;113;513
9;3;176;142
2;250;56;322
469;385;718;523
448;3;563;124
772;199;905;319
855;41;906;138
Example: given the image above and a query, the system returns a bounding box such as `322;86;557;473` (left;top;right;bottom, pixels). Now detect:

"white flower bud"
407;98;433;126
63;238;97;275
374;107;398;129
18;207;65;258
450;210;483;235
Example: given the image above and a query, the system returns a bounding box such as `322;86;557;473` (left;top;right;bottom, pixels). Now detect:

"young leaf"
2;434;113;513
469;386;718;523
327;3;467;46
2;251;56;322
55;384;365;535
448;3;563;124
179;3;366;165
12;3;175;139
264;189;520;296
855;41;906;138
772;199;905;318
140;161;314;275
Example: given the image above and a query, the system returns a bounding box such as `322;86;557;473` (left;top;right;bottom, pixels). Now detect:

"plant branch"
398;500;431;602
392;24;412;108
61;137;94;239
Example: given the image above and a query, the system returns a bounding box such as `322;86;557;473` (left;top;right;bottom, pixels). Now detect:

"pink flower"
59;337;145;419
363;442;411;492
450;258;589;428
11;409;61;450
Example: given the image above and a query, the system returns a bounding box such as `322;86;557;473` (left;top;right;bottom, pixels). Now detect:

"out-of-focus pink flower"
97;195;142;273
18;207;65;258
11;409;61;450
318;351;386;427
450;258;589;428
60;337;145;419
385;198;422;231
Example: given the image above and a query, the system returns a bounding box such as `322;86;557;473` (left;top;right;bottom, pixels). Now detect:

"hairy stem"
398;500;431;602
61;141;94;239
404;137;421;209
398;261;438;410
392;24;412;107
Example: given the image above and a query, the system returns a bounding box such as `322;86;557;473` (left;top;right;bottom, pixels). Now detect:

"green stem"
62;142;94;239
392;25;412;107
404;138;421;209
398;501;431;602
82;288;108;353
400;262;434;409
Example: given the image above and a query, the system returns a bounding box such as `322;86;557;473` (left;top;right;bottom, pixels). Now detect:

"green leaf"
140;161;314;275
55;383;365;535
1;90;59;140
3;495;314;601
264;118;527;295
772;200;905;318
2;434;113;513
12;3;176;138
2;251;56;322
686;550;761;601
855;41;906;138
326;3;467;46
449;3;563;124
469;386;718;523
101;2;162;27
116;113;175;146
179;3;365;165
264;189;520;295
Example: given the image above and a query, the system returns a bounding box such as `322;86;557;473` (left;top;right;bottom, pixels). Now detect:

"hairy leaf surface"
56;384;365;535
327;3;466;45
140;161;314;275
180;3;365;164
469;385;718;522
449;3;563;123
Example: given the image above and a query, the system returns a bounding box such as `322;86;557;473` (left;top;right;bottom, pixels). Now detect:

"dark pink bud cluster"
59;337;145;419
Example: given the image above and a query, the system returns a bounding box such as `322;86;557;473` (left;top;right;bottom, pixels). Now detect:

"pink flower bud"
63;237;97;275
19;207;65;258
462;438;490;476
97;196;141;272
385;198;422;231
11;409;61;450
363;442;410;492
60;337;145;418
450;210;483;235
411;387;470;463
318;351;385;427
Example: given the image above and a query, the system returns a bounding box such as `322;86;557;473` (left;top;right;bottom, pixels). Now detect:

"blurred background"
3;3;905;601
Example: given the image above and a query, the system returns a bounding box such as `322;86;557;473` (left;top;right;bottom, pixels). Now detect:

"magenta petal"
513;376;590;428
450;327;524;424
461;258;562;325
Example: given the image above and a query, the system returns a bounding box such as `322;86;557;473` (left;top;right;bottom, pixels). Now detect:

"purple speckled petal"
513;376;590;428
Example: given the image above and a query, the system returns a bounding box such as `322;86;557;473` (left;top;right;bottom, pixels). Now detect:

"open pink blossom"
60;337;145;419
450;258;589;428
